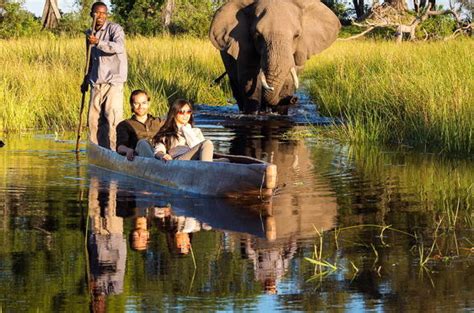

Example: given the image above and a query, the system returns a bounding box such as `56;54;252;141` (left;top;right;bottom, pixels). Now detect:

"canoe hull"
87;143;276;198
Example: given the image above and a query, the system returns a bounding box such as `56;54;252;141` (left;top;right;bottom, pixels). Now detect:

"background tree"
41;0;60;29
111;0;218;37
111;0;165;35
0;0;41;38
385;0;408;11
162;0;174;32
353;0;366;18
170;0;214;37
55;0;95;35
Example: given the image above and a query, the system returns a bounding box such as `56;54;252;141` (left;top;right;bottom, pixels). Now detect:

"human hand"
163;154;173;161
126;149;135;161
87;34;99;45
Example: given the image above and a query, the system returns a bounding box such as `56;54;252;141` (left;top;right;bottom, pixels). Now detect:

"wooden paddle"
75;13;98;153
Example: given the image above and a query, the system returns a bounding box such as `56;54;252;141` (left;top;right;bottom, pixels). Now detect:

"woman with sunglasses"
153;99;213;162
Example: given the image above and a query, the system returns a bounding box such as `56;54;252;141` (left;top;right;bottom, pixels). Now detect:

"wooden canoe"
87;143;277;198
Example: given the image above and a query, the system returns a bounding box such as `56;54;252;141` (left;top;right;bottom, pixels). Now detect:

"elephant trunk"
262;65;293;106
261;41;297;106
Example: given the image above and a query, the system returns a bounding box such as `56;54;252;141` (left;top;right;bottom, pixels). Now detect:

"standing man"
82;1;127;151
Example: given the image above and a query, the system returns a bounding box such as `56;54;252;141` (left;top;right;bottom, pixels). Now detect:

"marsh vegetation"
0;37;227;132
0;37;472;155
304;39;473;155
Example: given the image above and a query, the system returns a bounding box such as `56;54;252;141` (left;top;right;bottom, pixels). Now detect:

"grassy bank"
0;36;227;132
303;39;473;156
1;37;472;156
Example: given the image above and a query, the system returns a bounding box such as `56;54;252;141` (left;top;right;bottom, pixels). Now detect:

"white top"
154;124;205;158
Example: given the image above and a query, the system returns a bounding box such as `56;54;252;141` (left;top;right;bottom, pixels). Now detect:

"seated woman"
153;99;213;162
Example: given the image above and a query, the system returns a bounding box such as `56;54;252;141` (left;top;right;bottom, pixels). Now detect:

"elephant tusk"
290;67;299;89
260;73;274;91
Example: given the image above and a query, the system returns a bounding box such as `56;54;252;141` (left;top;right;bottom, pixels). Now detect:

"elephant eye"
294;33;300;39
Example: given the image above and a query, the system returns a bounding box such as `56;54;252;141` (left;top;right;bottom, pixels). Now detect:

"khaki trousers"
88;84;124;151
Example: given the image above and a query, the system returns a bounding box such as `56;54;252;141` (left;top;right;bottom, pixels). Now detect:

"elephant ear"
209;0;255;60
294;0;341;66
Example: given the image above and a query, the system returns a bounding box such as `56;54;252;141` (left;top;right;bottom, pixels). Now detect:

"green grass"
303;39;474;156
1;37;473;156
0;36;228;132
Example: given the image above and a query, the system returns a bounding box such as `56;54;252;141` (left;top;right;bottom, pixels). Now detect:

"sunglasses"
177;110;192;115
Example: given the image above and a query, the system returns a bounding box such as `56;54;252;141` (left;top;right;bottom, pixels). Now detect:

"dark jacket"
116;115;162;150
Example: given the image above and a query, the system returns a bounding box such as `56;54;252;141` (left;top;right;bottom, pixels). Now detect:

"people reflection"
130;208;150;251
241;232;297;295
154;206;211;255
87;177;127;312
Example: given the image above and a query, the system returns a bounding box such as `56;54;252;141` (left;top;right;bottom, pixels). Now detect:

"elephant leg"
220;52;244;112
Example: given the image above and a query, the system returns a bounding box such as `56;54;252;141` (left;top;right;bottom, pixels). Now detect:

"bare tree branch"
338;26;377;40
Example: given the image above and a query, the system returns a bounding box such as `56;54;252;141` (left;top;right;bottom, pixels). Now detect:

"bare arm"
117;145;135;161
154;143;172;161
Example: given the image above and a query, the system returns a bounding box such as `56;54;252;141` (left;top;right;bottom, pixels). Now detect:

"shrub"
417;15;457;39
0;1;42;39
170;0;213;38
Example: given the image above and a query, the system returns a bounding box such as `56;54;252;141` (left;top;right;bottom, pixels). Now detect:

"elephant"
209;0;341;114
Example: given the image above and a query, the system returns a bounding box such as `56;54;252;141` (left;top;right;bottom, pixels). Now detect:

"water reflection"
241;234;297;295
154;206;209;256
0;129;472;312
87;177;127;312
209;120;338;240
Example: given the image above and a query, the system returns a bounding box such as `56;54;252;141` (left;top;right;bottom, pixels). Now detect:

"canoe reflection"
86;172;276;309
86;132;338;304
223;122;338;239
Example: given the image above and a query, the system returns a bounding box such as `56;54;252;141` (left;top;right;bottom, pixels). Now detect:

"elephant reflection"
210;0;340;114
227;122;338;240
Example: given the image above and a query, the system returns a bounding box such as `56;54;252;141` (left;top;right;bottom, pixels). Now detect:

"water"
0;116;473;312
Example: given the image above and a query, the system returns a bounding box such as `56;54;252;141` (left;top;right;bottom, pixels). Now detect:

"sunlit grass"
304;39;474;155
0;36;228;132
1;37;473;156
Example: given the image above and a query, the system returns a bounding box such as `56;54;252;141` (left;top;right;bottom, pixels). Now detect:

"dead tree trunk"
353;0;366;18
414;0;435;12
41;0;60;29
162;0;175;32
385;0;408;11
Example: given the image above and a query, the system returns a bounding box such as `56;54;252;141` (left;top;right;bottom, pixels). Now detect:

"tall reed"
303;39;473;155
0;36;227;132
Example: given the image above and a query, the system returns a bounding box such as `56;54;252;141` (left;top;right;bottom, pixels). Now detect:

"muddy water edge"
0;120;472;311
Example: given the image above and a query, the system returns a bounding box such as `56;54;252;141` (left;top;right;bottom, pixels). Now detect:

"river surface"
0;112;473;312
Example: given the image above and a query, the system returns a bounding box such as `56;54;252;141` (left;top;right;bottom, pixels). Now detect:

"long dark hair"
152;99;194;150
